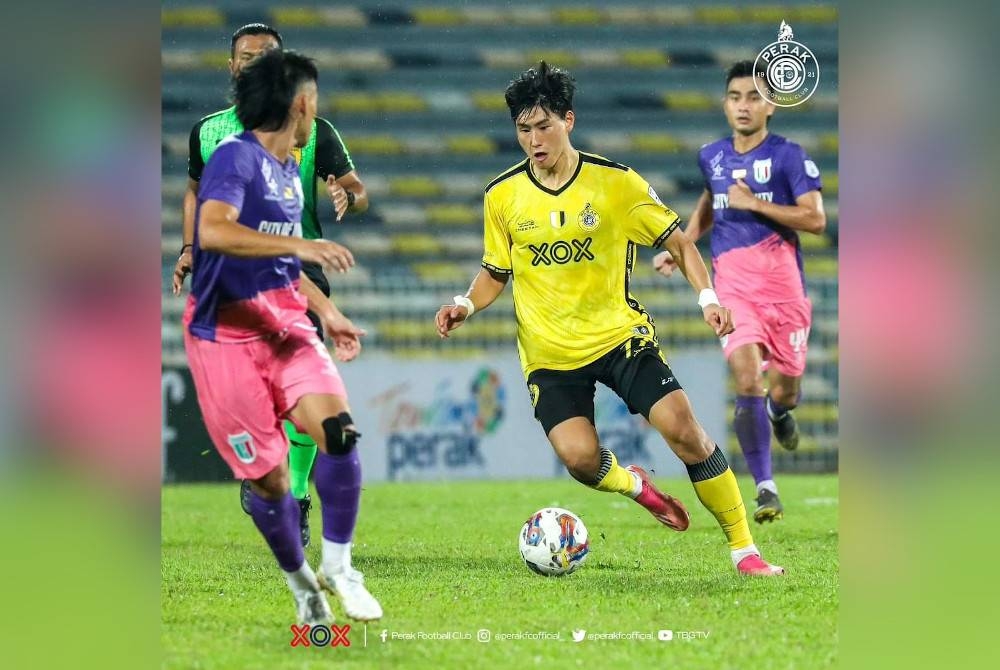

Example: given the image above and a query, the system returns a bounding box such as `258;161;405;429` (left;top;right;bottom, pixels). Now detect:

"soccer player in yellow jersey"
435;62;784;576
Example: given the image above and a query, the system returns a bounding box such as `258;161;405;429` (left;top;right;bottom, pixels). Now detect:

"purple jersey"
184;131;311;342
697;133;822;302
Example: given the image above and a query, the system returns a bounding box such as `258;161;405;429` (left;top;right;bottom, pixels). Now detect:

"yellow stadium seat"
379;92;428;112
391;234;444;255
662;92;714;111
445;135;497;155
743;6;787;23
471;91;509;111
803;256;838;278
631;133;684;153
390;176;445;198
622;50;670;68
426;204;478;225
819;133;839;154
823;173;839;195
199;51;229;69
270;8;324;27
347;135;406;155
413;8;465;26
695;6;743;24
161;8;224;28
554;8;605;25
793;5;838;23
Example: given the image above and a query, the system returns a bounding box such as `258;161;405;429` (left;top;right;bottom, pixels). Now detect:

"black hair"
725;60;755;88
230;23;283;58
234;50;317;132
504;61;575;122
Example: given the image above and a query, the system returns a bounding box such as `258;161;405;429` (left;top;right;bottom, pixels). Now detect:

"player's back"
185;131;309;342
698;133;822;302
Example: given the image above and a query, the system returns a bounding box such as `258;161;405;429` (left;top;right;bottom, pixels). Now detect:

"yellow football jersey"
482;152;681;377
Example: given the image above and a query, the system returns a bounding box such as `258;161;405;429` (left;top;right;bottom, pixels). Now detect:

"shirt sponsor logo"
527;237;595;266
804;159;820;178
258;220;304;236
516;220;539;232
713;192;773;209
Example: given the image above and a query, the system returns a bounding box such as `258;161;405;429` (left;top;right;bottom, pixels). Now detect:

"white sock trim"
731;544;760;567
756;479;778;494
322;539;353;574
284;561;320;596
626;471;643;499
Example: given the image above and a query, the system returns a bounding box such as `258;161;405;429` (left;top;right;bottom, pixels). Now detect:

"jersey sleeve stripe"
653;219;681;248
481;261;513;275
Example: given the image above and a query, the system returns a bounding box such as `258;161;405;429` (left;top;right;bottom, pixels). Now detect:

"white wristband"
698;288;720;309
453;295;475;318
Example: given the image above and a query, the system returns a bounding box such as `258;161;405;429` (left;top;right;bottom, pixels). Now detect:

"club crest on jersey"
753;158;772;184
227;431;257;464
549;211;566;228
577;203;601;232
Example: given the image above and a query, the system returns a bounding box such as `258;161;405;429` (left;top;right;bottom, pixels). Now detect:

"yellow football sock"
591;448;637;495
688;447;753;551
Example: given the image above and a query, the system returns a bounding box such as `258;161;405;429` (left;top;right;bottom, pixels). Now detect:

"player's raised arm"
662;227;734;337
435;268;509;338
653;188;714;278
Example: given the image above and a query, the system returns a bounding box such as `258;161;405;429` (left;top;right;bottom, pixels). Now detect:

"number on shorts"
789;327;810;353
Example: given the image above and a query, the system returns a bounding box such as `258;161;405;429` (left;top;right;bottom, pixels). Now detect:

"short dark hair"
504;61;575;122
725;60;755;88
234;50;317;132
230;23;283;58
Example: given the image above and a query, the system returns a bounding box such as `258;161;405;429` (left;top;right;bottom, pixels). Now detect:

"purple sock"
248;491;303;572
766;394;799;420
314;449;362;543
734;395;772;485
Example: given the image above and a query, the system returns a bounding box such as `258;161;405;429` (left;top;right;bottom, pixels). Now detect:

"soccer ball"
518;507;590;576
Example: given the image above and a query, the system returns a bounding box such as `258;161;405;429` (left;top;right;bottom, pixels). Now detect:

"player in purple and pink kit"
184;49;382;624
653;61;826;523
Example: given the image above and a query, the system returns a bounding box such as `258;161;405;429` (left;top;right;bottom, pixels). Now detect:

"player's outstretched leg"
291;396;382;621
285;419;318;548
735;396;784;523
730;345;783;523
547;417;690;531
246;466;333;624
649;392;785;576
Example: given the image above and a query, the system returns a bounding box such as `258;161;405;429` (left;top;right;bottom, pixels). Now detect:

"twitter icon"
572;629;586;643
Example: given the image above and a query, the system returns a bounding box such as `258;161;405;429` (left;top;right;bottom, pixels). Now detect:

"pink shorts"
718;294;812;377
184;327;347;480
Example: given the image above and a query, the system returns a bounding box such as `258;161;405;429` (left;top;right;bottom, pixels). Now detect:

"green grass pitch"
162;474;837;669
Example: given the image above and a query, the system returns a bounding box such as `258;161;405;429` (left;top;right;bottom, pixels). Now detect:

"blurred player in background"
436;62;783;576
172;23;370;546
653;61;826;523
184;49;381;623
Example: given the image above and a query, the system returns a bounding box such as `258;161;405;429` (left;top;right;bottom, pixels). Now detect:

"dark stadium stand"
162;1;838;462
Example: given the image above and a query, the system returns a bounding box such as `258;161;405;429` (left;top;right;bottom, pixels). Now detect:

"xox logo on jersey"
527;237;595;266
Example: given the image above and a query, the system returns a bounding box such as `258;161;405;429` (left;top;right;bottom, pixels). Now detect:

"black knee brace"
321;412;361;455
